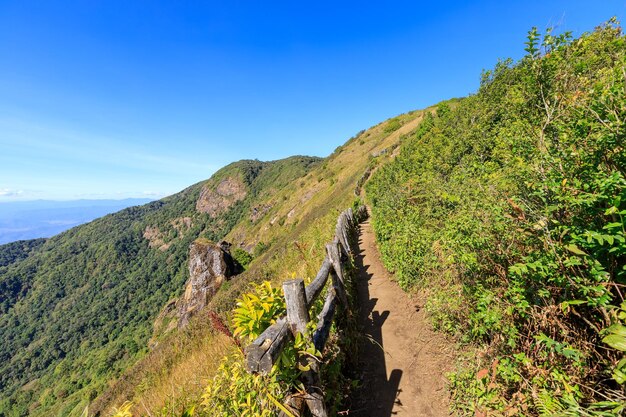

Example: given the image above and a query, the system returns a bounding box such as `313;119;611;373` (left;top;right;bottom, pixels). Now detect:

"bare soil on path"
350;220;453;416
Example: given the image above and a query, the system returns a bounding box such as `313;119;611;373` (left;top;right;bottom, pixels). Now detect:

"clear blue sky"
1;1;624;201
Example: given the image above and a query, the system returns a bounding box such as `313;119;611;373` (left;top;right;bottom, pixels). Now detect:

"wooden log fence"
244;205;367;417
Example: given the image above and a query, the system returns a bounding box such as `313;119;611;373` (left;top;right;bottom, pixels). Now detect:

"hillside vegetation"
367;20;626;415
0;157;320;417
6;19;625;417
90;110;426;417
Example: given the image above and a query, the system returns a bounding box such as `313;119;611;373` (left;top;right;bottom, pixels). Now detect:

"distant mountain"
0;199;154;244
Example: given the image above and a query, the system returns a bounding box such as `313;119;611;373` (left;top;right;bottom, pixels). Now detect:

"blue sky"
0;1;624;201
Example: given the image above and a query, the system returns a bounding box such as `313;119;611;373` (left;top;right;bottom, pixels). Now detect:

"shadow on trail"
351;225;402;416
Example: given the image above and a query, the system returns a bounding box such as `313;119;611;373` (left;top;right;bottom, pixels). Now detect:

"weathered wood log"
345;220;354;250
346;208;355;231
326;241;345;285
335;217;350;258
283;279;329;417
356;205;368;222
246;261;333;374
339;212;353;256
346;212;354;238
312;288;337;351
245;317;291;374
301;361;329;417
305;257;332;309
284;279;310;334
326;241;349;309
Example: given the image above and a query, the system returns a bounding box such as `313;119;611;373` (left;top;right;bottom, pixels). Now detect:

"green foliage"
0;238;46;267
200;282;306;417
253;241;269;257
199;350;287;417
231;248;253;270
233;281;286;341
603;302;626;384
0;238;46;313
383;117;402;133
367;20;626;415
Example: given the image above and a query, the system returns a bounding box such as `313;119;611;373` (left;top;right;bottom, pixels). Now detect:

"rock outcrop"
176;239;239;327
143;217;193;252
196;176;247;217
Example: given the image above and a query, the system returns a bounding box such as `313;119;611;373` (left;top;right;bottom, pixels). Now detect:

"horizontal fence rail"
244;205;367;417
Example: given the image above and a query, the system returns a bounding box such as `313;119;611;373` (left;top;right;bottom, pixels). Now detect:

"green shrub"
231;248;253;270
253;242;268;257
383;117;402;133
367;20;626;416
199;281;315;417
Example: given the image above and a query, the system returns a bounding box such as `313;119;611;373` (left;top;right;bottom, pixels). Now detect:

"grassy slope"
0;157;320;417
93;109;426;416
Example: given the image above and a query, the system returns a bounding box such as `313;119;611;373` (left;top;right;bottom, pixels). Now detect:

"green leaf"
606;324;626;337
612;368;626;384
565;244;587;256
603;334;626;351
605;222;624;230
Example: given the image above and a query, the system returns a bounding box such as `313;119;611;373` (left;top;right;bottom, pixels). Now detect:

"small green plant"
200;349;287;417
383;117;402;133
603;302;626;384
233;281;286;341
109;402;134;417
231;247;253;270
253;241;268;257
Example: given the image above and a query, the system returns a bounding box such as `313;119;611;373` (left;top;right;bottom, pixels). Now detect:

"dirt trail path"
350;220;452;416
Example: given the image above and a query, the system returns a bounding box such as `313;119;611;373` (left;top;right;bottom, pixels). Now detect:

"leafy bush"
231;247;253;270
253;241;269;257
233;281;285;341
383;117;402;133
199;281;307;417
367;20;626;415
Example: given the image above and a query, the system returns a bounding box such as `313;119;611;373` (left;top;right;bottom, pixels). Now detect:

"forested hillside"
367;21;626;415
0;239;46;268
0;156;320;417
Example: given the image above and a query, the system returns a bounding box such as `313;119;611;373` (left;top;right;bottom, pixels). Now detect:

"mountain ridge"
0;155;326;417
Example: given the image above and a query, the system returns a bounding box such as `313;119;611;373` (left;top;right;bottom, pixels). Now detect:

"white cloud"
0;188;24;197
142;190;165;197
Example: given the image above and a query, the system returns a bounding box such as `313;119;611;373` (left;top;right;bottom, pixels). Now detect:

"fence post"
326;241;349;310
282;279;329;417
283;280;310;334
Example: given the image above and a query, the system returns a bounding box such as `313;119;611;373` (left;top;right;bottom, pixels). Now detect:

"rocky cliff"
176;239;239;327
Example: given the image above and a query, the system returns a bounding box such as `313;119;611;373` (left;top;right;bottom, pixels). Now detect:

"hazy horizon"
0;197;155;244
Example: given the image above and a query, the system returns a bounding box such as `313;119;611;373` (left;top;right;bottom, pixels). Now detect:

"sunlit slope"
92;109;426;416
0;157;320;417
